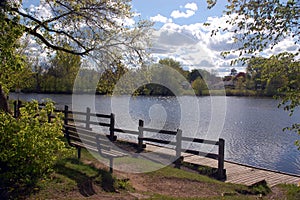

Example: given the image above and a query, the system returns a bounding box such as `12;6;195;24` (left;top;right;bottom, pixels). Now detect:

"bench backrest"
64;124;111;153
63;105;116;140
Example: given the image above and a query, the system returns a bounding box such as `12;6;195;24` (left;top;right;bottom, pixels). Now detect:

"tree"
207;0;299;147
246;57;267;91
0;0;152;111
208;0;299;58
1;0;151;57
159;58;189;79
97;62;128;94
191;77;207;96
45;47;81;92
0;5;26;112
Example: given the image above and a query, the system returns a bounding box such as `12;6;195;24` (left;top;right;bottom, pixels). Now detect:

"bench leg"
77;147;81;159
175;156;183;169
109;157;113;173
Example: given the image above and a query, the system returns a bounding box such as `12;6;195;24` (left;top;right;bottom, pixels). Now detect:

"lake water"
10;93;300;175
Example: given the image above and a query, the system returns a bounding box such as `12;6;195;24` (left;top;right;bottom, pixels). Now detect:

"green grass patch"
145;194;260;200
248;180;271;195
84;147;170;173
27;150;132;199
147;166;219;184
24;148;284;199
278;184;300;200
147;165;272;198
147;166;251;195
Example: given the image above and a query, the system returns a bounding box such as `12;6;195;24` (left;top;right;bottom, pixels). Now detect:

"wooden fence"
13;102;226;180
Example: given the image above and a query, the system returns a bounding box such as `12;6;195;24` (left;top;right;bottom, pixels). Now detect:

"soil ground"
20;142;299;200
25;158;293;200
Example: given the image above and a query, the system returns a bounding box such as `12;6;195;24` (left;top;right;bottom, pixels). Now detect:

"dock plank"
145;144;300;187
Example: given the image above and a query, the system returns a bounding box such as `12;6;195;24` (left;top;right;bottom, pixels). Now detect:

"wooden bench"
61;106;225;178
64;124;127;173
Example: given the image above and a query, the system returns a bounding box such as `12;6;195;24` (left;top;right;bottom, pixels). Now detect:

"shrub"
0;100;70;188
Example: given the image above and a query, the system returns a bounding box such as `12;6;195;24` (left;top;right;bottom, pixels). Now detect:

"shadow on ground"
55;158;115;196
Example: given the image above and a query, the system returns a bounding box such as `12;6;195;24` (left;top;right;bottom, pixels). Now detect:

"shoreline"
10;89;276;98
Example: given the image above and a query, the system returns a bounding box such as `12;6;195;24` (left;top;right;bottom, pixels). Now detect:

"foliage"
159;58;189;79
279;184;300;200
0;10;25;93
21;57;224;96
41;46;81;93
247;54;300;148
0;0;152;112
209;0;299;59
249;180;271;195
208;0;299;148
0;100;70;187
97;62;129;95
1;0;152;64
73;68;100;93
192;78;208;95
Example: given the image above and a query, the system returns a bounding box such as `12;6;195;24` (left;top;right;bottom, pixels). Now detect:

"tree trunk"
0;85;10;113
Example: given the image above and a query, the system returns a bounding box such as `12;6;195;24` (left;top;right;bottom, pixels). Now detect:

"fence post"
138;119;144;151
86;107;91;129
13;100;22;118
47;113;51;123
13;101;17;118
217;138;225;180
175;129;183;168
64;105;69;125
109;113;116;141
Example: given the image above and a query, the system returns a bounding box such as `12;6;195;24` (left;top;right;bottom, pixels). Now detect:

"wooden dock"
145;144;300;187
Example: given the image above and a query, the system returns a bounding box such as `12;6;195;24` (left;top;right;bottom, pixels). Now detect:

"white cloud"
170;2;198;19
28;2;53;21
115;17;136;27
149;16;300;76
185;3;198;11
149;24;217;75
263;37;299;57
150;14;172;23
171;9;196;19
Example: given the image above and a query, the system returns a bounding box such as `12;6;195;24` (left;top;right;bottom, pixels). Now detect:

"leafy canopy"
207;0;299;59
0;7;26;93
1;0;152;64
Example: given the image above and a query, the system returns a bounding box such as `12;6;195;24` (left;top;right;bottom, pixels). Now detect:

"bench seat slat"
68;130;108;142
69;136;111;152
69;139;127;158
70;141;126;158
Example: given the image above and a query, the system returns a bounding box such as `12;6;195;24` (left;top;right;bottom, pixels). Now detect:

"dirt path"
117;172;219;198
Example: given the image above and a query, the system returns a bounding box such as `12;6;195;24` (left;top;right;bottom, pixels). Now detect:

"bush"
0;100;70;188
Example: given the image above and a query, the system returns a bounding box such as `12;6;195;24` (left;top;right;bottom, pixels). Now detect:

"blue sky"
132;0;226;27
21;0;299;76
130;0;299;76
130;0;244;75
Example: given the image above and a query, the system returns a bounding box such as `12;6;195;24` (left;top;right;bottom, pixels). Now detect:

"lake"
10;93;300;175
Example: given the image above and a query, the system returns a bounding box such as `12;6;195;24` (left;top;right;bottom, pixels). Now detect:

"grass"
13;148;299;200
278;184;300;200
146;166;261;196
145;194;260;200
26;151;130;199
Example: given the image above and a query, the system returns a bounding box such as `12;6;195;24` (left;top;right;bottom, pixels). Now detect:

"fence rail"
13;101;226;180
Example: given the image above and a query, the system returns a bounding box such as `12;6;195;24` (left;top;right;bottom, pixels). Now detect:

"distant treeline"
20;56;221;96
17;52;299;97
